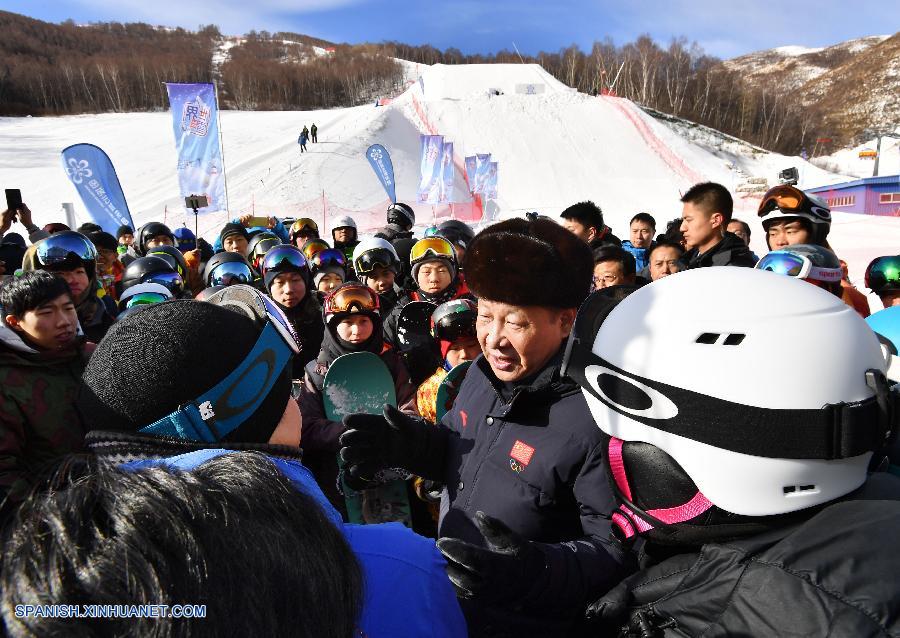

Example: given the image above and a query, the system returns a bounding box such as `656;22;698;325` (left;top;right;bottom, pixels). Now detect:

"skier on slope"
311;123;318;143
566;267;900;637
298;129;309;153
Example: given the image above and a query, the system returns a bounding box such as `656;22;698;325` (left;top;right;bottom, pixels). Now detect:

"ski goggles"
423;226;441;238
123;291;171;308
262;245;308;276
146;250;187;279
431;299;477;340
755;251;842;284
118;283;173;310
324;285;380;315
139;285;299;443
310;248;346;270
144;270;185;294
301;240;330;261
35;232;97;266
561;291;895;461
866;256;900;293
290;218;319;235
208;261;254;287
410;237;456;264
758;185;830;222
354;248;397;275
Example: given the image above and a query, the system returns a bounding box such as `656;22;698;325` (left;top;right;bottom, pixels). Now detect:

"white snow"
811;135;900;178
1;62;897;298
772;45;824;57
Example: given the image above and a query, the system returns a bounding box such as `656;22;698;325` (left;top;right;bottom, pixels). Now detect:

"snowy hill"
1;62;897;302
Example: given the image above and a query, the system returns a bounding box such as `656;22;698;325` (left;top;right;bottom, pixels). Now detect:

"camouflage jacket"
0;324;88;519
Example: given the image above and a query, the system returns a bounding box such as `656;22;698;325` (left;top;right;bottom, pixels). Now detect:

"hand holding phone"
5;189;22;213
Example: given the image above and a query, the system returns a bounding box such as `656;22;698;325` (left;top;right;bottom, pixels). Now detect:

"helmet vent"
723;334;745;346
695;332;719;344
695;333;745;346
783;484;818;496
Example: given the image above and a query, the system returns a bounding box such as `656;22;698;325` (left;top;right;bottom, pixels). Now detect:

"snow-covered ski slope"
1;62;897;302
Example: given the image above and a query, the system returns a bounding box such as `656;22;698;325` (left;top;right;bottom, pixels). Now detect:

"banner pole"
214;81;230;213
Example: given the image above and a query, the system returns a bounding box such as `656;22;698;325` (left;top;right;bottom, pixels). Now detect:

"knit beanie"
116;225;134;239
313;265;346;289
77;299;291;444
87;231;119;252
220;222;249;244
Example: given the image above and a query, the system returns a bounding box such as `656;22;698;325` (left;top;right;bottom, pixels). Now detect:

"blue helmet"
174;226;197;253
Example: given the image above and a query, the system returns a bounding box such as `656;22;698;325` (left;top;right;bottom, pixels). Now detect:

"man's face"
649;246;682;281
96;248;118;270
766;220;810;250
224;235;249;256
476;298;575;382
336;315;373;344
562;219;595;244
317;272;344;293
680;202;721;250
445;336;481;368
630;221;654;248
53;266;89;301
333;228;354;244
417;262;452;294
727;221;750;246
593;260;632;289
5;293;78;350
293;231;317;247
146;234;174;249
270;272;306;308
119;233;134;246
365;267;396;295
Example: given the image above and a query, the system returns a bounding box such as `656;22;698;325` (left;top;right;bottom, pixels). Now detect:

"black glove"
339;404;446;489
436;511;546;605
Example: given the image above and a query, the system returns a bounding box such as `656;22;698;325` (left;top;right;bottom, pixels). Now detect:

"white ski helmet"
352;237;400;276
563;267;895;519
331;216;357;232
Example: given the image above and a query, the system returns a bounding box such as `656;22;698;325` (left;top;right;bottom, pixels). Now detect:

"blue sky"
5;0;896;59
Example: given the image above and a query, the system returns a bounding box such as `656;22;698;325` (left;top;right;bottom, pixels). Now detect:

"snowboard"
323;352;412;527
435;360;472;422
396;300;440;385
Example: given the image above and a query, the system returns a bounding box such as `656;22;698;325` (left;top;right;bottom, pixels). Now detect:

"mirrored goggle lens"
36;235;97;265
424;226;441;237
209;263;253;286
146;271;185;290
312;249;346;269
756;252;806;277
327;287;379;313
355;249;395;274
263;246;308;274
433;320;476;342
866;257;900;290
758;185;805;216
302;242;330;260
410;237;455;262
260;294;301;354
291;218;319;234
253;238;281;257
125;292;169;308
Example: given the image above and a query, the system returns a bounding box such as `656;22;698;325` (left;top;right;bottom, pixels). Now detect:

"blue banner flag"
473;154;492;194
440;142;454;203
464;156;477;193
366;144;397;203
417;135;444;204
165;83;227;214
60;143;134;234
484;162;499;201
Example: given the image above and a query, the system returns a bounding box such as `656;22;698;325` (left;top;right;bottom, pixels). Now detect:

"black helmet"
135;222;175;256
121;256;185;297
436;220;475;250
203;252;255;288
31;231;97;281
145;244;189;279
431;298;477;342
387;202;415;229
247;232;282;271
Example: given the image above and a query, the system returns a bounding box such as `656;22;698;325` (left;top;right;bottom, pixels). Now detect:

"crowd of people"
0;181;899;637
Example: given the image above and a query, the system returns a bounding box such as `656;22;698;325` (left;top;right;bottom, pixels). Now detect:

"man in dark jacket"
678;182;755;269
340;217;630;637
563;266;900;637
560;201;621;250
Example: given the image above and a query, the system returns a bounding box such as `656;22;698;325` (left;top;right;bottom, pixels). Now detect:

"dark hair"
680;182;733;223
87;231;119;253
1;452;363;638
659;218;685;246
592;245;636;277
560;201;604;231
0;271;72;318
728;218;752;239
649;241;685;261
630;212;656;230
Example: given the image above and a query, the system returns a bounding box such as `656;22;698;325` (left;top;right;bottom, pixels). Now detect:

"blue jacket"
621;241;651;272
124;448;467;638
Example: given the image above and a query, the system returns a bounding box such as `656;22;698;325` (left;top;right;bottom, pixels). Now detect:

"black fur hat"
463;217;593;308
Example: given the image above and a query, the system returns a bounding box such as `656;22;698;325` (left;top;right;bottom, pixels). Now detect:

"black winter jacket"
590;472;900;637
681;231;756;269
437;351;630;637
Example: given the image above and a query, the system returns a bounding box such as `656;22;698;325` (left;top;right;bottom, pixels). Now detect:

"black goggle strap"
138;323;292;442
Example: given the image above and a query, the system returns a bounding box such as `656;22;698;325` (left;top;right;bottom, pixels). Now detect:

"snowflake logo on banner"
181;97;211;137
369;148;383;162
65;158;93;184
